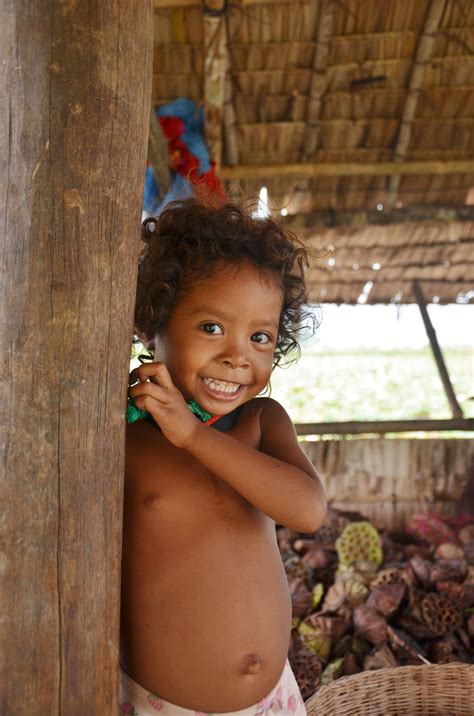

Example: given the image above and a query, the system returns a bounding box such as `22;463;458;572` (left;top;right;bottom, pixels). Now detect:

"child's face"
152;261;283;415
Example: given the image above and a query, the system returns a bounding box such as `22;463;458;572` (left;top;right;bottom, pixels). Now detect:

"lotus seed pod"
335;521;383;570
298;621;332;662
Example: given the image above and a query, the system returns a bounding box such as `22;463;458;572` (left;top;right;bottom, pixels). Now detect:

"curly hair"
135;199;315;367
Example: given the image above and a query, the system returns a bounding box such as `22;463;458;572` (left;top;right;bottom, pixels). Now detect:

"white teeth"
202;377;241;393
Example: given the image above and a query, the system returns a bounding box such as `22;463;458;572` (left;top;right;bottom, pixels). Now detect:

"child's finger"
129;362;173;388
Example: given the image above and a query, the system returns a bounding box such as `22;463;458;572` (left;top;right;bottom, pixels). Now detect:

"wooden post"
413;281;464;420
0;2;153;713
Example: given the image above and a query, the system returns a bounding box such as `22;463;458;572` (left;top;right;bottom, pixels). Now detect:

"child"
120;200;327;715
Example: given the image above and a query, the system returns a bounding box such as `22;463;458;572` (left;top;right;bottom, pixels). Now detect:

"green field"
269;347;474;423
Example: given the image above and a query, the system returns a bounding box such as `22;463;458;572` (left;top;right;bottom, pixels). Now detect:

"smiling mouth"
201;376;244;397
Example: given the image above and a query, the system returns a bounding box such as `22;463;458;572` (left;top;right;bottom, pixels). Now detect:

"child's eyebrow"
189;307;279;329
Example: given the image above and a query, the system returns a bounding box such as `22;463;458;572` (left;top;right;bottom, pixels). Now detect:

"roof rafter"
302;0;334;161
387;0;448;209
220;159;474;179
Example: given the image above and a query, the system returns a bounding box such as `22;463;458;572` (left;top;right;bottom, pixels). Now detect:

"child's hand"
128;362;200;447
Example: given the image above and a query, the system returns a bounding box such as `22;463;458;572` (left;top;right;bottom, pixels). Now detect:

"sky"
309;303;474;350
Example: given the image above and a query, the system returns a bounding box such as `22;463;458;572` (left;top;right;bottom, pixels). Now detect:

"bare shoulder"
245;397;318;477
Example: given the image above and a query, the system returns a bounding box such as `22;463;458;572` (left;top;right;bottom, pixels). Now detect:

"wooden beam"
155;0;305;6
283;204;474;228
220;159;474;179
1;0;153;713
302;0;334;161
148;108;171;197
413;281;464;420
203;0;227;170
387;0;448;209
295;418;474;436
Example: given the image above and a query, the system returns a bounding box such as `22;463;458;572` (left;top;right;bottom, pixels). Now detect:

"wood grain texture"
0;1;153;713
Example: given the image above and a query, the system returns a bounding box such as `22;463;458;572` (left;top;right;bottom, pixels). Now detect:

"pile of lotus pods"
281;509;474;701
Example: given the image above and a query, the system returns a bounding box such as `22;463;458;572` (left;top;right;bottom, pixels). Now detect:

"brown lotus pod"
465;565;474;584
420;592;462;636
427;637;455;664
343;651;360;675
402;543;432;560
429;558;468;584
467;613;474;638
434;542;465;561
346;560;378;586
363;644;398;671
459;523;474;547
407;586;426;621
366;583;405;617
284;555;311;586
331;633;353;660
436;579;474;608
310;613;350;641
301;545;334;570
322;576;369;618
382;535;404;564
386;625;428;663
409;555;432;587
288;644;322;701
351;635;373;665
353;605;387;646
370;566;405;590
290;578;313;617
396;613;437;640
456;627;470;651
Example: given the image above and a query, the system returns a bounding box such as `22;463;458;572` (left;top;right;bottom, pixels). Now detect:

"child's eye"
201;322;223;335
251;332;272;345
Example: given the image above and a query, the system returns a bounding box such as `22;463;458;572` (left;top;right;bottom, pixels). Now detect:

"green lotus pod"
311;583;324;610
335;521;383;570
320;657;344;685
298;622;332;662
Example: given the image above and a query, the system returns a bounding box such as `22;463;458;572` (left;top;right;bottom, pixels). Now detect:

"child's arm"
129;363;327;533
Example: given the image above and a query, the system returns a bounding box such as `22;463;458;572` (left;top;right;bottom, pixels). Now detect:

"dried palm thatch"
153;0;474;304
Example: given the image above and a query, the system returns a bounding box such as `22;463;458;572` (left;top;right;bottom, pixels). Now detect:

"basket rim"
304;662;474;710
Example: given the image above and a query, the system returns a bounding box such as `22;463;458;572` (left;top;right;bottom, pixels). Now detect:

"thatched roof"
152;0;474;304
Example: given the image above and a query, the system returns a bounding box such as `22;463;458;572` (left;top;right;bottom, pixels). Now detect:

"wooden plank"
387;0;448;208
0;1;153;712
221;159;474;179
413;281;464;420
295;419;474;435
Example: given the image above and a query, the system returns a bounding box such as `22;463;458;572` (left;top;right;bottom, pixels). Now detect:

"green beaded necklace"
126;398;220;426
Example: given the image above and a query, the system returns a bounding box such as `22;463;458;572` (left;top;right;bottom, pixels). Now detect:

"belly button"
241;653;262;675
144;494;160;506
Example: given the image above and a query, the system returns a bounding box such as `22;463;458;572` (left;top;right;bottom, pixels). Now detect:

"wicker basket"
305;664;474;716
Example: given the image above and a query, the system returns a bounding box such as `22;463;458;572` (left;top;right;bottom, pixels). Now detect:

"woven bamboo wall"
300;437;473;530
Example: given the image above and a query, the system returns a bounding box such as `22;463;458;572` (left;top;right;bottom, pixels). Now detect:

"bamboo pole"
203;0;227;170
413;281;464;420
284;205;474;228
295;418;473;436
220;159;474;179
0;1;153;712
387;0;448;209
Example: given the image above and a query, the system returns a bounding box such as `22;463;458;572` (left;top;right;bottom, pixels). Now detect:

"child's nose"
220;339;250;369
